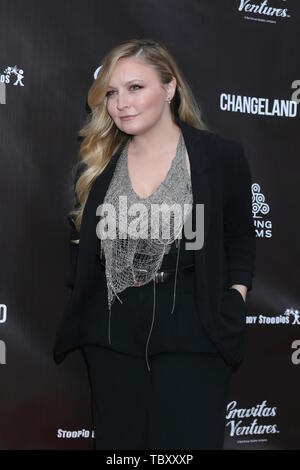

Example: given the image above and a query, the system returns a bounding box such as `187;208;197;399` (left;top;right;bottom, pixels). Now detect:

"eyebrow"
107;79;145;89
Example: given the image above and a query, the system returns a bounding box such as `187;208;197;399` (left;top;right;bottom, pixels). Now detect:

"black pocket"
228;287;246;310
221;288;247;327
216;288;247;365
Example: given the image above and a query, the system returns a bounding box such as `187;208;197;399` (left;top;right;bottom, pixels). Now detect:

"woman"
53;38;256;450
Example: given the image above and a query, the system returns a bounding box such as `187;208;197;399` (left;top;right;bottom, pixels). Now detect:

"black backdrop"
0;0;299;450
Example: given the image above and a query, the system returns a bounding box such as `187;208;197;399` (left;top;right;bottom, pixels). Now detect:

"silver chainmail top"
98;131;193;371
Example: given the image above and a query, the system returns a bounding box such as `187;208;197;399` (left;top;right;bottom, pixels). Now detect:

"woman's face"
105;57;175;135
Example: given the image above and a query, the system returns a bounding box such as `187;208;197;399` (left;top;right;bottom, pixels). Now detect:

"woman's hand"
229;284;248;303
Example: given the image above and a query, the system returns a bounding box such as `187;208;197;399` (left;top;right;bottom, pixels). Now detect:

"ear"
163;77;177;100
169;76;177;100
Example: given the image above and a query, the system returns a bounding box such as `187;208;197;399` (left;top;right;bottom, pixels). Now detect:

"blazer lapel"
176;120;213;326
75;148;121;297
177;119;211;253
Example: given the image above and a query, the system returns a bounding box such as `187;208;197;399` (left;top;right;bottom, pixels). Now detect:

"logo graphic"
226;400;280;443
291;80;300;104
0;304;7;365
57;428;94;439
0;341;6;365
285;308;300;325
236;0;291;23
246;306;300;326
0;304;7;324
291;340;300;365
3;66;24;86
252;183;272;238
1;66;25;105
94;65;102;80
220;93;297;117
0;83;5;104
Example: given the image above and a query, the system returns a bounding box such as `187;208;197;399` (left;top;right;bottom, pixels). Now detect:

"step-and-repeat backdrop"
0;0;299;450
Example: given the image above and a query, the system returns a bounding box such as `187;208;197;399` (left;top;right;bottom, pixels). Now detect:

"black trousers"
81;345;232;450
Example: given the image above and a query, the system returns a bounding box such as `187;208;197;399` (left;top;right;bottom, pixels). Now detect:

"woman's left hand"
229;284;247;303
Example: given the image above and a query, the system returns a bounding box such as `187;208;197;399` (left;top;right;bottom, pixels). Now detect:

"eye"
130;84;143;91
105;84;143;97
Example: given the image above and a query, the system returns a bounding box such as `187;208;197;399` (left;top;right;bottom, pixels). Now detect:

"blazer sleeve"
223;142;256;292
65;163;85;290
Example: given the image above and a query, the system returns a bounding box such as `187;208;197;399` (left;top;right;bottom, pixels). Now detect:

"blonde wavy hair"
70;38;208;232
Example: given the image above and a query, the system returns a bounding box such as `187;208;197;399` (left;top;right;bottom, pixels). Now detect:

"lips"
120;115;138;120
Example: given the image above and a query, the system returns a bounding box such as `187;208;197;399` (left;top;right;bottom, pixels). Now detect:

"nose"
116;91;130;111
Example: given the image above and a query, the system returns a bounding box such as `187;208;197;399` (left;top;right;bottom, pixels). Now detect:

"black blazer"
53;118;256;367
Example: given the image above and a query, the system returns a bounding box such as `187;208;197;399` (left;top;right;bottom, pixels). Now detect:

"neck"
128;114;181;157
